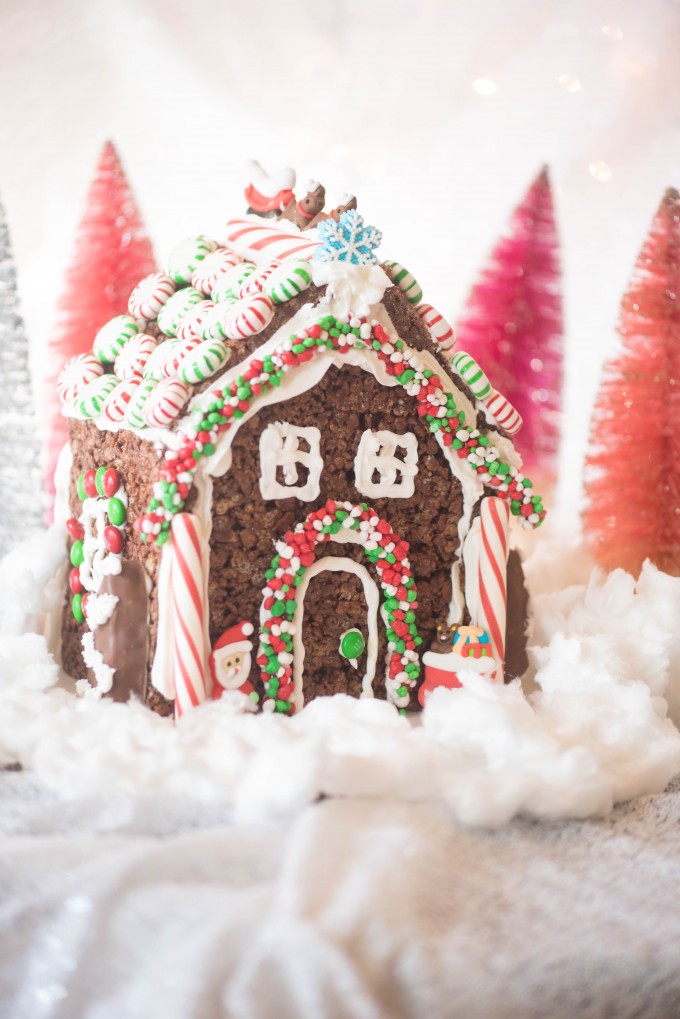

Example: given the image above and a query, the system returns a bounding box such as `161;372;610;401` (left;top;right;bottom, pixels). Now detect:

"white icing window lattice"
353;429;418;499
259;422;323;501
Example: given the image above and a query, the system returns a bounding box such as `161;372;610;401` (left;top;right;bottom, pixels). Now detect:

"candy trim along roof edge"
134;314;546;546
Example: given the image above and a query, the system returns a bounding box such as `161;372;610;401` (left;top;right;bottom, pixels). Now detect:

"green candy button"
340;628;365;660
70;540;85;568
95;465;108;496
107;496;126;526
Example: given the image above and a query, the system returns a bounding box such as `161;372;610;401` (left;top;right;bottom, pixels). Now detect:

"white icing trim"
150;472;214;699
79;494;124;593
311;261;391;318
84;592;118;630
259;422;323;501
290;555;379;714
353;429;418;500
78;631;115;696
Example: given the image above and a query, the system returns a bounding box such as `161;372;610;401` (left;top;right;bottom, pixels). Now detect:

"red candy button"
103;525;123;554
83;469;98;499
103;467;120;498
68;567;83;594
66;517;84;541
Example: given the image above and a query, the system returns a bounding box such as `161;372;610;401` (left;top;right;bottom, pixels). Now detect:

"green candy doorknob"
339;628;365;663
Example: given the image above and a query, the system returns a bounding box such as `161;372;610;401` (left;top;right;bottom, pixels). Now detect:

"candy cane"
477;497;510;682
224;217;321;263
171;513;209;717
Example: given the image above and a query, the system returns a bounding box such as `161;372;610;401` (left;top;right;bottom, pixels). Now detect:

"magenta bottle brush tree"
455;166;564;486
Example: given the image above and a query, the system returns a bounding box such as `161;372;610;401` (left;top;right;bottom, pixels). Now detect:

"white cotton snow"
0;527;679;826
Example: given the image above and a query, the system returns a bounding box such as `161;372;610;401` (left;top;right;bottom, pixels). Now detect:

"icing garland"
135;315;546;545
67;467;127;623
258;500;421;716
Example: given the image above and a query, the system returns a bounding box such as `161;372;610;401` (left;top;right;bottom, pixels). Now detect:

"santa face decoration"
209;621;258;700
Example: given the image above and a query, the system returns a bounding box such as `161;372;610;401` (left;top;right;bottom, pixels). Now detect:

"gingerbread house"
55;165;544;717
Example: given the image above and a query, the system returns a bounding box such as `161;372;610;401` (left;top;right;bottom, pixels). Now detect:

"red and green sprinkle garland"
134;313;546;545
259;500;421;715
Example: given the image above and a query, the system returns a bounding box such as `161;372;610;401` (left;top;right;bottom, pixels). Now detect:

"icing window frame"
259;421;323;501
354;429;419;499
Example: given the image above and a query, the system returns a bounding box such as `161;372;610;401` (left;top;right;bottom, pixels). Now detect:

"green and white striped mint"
93;315;139;364
143;339;182;380
450;351;492;399
199;302;236;341
384;261;423;305
264;258;313;305
164;235;217;286
77;374;120;418
177;339;230;384
125;377;158;429
156;287;204;337
211;262;257;303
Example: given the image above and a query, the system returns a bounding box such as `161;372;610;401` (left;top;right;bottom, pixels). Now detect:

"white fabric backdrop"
1;0;679;510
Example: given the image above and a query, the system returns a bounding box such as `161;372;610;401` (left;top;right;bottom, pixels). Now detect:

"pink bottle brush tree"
583;188;680;577
455;166;564;486
43;141;156;515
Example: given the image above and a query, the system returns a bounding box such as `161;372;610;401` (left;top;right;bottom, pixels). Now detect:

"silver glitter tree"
0;200;44;556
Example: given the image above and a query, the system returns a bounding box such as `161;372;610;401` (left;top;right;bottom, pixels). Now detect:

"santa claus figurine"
209;621;260;706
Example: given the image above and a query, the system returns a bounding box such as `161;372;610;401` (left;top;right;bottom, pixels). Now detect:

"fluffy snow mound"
0;528;678;827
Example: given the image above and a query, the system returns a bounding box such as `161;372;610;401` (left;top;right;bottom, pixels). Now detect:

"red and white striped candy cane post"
171;512;209;717
477;497;510;682
224;218;321;263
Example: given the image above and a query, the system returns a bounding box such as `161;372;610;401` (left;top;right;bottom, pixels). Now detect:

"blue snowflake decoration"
314;210;382;265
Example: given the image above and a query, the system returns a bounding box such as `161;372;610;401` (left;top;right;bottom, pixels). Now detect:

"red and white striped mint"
143;339;182;381
57;352;103;405
165;235;217;286
415;303;455;351
198;302;235;341
239;259;282;299
162;335;203;377
211;262;257;303
100;377;142;423
483;388;523;435
114;333;158;380
143;377;191;428
128;273;176;321
191;247;242;295
176;300;216;342
157;287;204;337
223;292;274;341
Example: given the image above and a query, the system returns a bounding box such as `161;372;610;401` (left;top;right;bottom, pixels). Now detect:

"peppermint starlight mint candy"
93;315;139;363
57;352;103;405
157;288;205;337
128;273;176;321
165;236;217;286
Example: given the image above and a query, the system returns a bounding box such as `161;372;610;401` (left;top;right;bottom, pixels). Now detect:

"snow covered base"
1;528;679;827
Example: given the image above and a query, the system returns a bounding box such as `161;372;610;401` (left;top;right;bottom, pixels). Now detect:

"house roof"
56;201;545;544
